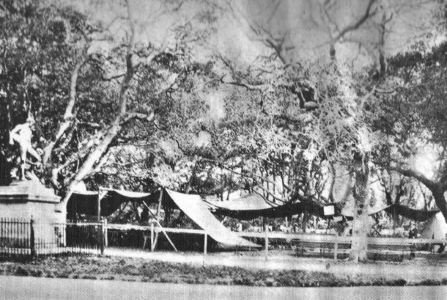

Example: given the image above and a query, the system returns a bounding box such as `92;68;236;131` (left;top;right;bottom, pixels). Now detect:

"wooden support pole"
97;188;102;222
103;218;108;248
157;224;178;252
154;189;163;247
156;189;163;221
100;218;105;255
264;224;269;260
142;201;178;252
273;166;276;196
150;222;155;251
153;231;159;250
203;232;208;255
333;235;338;260
266;171;270;202
393;208;396;235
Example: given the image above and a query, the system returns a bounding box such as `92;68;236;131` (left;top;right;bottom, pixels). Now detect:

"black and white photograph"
1;0;447;299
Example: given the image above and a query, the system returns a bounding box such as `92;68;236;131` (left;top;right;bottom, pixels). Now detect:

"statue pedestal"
0;180;66;249
0;180;64;223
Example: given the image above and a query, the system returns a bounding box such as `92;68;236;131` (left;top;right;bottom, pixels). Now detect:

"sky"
236;0;439;66
54;0;442;142
56;0;440;68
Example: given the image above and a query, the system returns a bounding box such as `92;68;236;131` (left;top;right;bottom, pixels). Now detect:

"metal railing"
0;218;30;258
0;218;104;260
4;217;443;261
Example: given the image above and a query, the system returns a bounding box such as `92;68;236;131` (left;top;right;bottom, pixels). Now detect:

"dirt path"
1;276;447;300
105;248;447;283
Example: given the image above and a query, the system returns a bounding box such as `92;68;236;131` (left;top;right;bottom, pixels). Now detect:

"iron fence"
0;218;30;258
0;218;104;260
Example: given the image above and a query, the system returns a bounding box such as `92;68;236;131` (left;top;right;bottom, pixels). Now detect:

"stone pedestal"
0;180;66;248
0;179;64;223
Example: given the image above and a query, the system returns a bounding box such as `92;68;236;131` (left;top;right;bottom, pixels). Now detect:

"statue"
9;117;42;180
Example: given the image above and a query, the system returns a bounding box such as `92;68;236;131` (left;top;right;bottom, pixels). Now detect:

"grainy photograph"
1;0;447;299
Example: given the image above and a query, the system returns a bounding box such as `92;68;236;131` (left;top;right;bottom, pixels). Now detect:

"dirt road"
1;276;446;300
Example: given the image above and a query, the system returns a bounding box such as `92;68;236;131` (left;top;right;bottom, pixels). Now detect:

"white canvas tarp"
422;212;447;240
165;189;260;248
205;192;276;211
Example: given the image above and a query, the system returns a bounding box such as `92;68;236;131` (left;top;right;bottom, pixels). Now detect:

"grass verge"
1;255;446;287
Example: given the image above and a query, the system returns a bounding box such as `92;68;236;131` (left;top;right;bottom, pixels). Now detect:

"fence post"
30;217;36;258
100;218;105;255
103;218;108;248
264;224;269;260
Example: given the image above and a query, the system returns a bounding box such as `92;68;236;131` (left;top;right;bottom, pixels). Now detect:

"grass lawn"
1;255;447;287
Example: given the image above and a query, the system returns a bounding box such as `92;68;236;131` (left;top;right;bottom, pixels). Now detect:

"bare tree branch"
390;163;436;191
43;54;89;166
331;0;378;44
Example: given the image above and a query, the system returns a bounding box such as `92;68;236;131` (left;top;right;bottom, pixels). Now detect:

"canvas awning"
205;193;277;211
67;190;99;216
385;204;439;222
205;192;339;220
68;188;260;248
421;212;447;240
165;189;260;248
67;189;160;217
69;185;341;220
205;193;280;219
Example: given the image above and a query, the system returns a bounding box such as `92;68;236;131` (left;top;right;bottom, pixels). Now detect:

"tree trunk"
60;0;139;208
61;61;134;207
60;52;136;206
62;119;121;201
301;212;308;233
392;166;447;223
377;12;389;79
432;186;447;222
349;155;370;262
43;57;87;166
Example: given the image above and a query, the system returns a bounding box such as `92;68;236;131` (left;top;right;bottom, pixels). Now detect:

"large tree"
373;41;447;221
0;0;220;200
2;0;445;263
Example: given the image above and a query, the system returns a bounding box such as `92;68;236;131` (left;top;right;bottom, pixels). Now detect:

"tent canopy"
68;187;335;220
422;212;447;240
67;189;160;217
205;193;276;211
165;190;259;248
385;204;439;222
67;187;442;224
206;195;340;220
67;188;260;248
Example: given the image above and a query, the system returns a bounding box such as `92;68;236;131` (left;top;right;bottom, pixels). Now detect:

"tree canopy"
1;0;446;262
